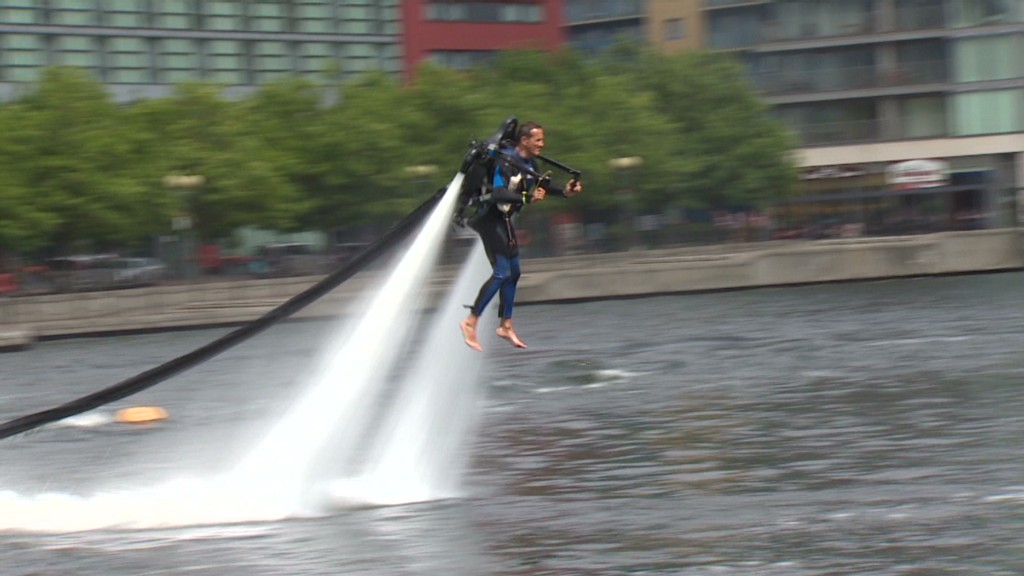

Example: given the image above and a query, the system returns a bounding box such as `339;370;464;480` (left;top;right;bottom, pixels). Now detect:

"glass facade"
425;1;545;23
947;0;1024;27
952;34;1024;82
564;0;644;23
563;0;645;55
898;95;947;138
711;0;1024;145
0;0;401;95
953;89;1024;135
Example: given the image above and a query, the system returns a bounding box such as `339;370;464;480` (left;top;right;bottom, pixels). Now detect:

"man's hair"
517;121;543;142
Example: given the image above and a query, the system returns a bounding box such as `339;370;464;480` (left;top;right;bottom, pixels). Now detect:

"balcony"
795;119;881;146
703;0;770;8
761;16;877;43
753;60;949;96
755;64;878;95
881;59;948;86
893;4;946;31
565;0;643;25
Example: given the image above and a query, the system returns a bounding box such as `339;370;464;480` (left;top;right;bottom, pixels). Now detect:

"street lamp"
403;163;440;203
162;174;206;279
404;164;439;196
608;156;644;250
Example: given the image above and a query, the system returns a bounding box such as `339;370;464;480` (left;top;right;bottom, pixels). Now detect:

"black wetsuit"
468;149;566;319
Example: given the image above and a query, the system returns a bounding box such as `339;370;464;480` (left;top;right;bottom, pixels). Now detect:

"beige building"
648;0;705;52
696;0;1024;234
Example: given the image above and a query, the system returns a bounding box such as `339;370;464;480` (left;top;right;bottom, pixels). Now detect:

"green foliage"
0;48;797;259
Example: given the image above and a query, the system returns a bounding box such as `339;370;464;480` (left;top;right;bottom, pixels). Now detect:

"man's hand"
565;179;583;197
532;187;547;202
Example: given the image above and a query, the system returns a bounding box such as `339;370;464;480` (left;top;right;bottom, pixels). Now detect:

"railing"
760;17;877;42
893;3;947;31
754;64;879;94
704;0;770;7
564;0;643;23
795;119;881;146
753;59;948;95
881;59;948;86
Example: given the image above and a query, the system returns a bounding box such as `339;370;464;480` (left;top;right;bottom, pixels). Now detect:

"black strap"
0;189;445;440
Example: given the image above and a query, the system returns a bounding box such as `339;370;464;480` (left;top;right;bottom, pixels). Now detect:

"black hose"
0;189;445;440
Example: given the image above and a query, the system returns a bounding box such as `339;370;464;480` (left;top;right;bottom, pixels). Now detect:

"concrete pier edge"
4;229;1022;342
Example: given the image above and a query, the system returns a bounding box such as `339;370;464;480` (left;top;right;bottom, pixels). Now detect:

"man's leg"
461;254;513;351
495;257;526;348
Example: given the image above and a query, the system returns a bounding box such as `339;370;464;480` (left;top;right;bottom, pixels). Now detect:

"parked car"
45;254;118;292
249;243;330;277
109;257;168;287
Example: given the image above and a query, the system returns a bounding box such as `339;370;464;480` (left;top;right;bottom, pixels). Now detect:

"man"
459;121;583;351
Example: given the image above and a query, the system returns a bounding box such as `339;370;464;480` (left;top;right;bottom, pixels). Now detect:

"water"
234;172;470;512
2;272;1024;574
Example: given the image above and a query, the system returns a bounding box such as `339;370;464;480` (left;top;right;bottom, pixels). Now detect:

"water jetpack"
453;117;582;228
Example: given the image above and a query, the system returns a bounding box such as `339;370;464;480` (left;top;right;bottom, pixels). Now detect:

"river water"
2;272;1023;575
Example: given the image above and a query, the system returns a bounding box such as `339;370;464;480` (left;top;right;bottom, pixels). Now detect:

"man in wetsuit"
459;121;583;351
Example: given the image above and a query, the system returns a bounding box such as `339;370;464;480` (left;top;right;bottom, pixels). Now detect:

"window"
953;89;1024;135
154;0;196;29
565;0;640;22
894;40;948;84
296;1;333;33
252;41;292;83
779;100;880;145
948;0;1024;27
426;2;544;23
899;96;946;138
1;34;45;82
299;43;335;74
54;36;100;70
103;0;148;27
205;40;246;84
709;7;765;49
1;3;42;24
664;18;686;41
107;37;152;83
894;0;946;30
203;1;244;31
339;4;385;33
428;50;496;70
157;38;200;82
51;0;100;25
766;0;873;41
341;43;384;73
250;2;288;32
953;34;1024;82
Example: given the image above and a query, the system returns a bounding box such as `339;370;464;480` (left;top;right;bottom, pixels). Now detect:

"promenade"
2;228;1021;345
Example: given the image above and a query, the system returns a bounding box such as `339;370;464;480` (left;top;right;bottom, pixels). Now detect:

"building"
562;0;645;55
402;0;563;77
647;0;704;53
0;0;401;102
700;0;1024;234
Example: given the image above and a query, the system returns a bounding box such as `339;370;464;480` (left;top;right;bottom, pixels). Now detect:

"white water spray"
326;243;491;505
230;173;467;511
0;173;495;532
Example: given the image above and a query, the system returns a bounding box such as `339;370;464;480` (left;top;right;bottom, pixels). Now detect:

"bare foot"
496;325;527;349
460;319;482;351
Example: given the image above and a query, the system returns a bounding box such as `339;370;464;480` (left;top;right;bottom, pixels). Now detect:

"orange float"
115;406;168;424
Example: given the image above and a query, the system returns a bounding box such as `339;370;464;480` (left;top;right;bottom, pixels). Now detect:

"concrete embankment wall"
520;229;1023;301
2;229;1021;341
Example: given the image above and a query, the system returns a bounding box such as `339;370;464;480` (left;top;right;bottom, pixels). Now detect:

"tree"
627;49;797;210
126;82;304;241
0;68;158;254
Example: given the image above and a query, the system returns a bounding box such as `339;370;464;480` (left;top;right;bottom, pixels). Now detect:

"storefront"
774;154;1018;238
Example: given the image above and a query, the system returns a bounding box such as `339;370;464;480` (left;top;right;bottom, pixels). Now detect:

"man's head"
516;121;545;158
